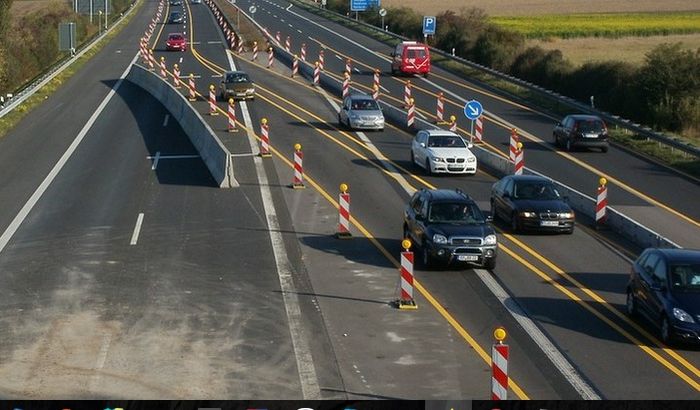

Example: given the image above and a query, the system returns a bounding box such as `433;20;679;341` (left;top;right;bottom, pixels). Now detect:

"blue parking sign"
423;16;436;35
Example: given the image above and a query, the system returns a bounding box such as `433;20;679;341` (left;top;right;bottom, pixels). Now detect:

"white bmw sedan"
411;130;477;175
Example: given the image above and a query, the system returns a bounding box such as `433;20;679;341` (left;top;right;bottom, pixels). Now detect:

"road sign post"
379;8;387;31
422;15;436;42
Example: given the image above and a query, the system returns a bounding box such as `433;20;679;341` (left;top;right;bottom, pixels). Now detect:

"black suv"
627;248;700;344
403;188;497;269
553;114;609;152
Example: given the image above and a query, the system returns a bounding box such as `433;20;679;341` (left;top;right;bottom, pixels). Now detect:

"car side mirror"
467;142;474;149
486;215;494;222
420;142;426;148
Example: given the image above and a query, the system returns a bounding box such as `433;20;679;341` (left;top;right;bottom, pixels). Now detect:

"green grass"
491;12;700;39
0;0;143;140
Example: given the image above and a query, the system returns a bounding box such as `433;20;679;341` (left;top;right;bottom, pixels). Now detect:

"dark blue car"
627;248;700;345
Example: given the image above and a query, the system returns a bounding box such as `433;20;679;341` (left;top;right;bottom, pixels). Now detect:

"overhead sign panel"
350;0;380;12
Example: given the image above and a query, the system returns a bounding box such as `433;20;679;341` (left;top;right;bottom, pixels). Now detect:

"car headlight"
673;307;695;323
484;234;497;245
350;114;359;119
520;211;536;218
432;234;448;244
467;157;476;163
431;156;444;163
559;211;575;219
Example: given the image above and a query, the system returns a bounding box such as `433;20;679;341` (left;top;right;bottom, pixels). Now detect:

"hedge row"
325;1;700;137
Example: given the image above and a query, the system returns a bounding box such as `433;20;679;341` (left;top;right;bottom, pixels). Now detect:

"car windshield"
427;135;466;148
170;12;181;18
350;99;379;111
513;181;561;200
671;264;700;291
226;73;249;83
428;202;484;224
577;119;605;132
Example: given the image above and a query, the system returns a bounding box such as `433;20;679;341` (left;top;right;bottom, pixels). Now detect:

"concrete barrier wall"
126;64;236;188
229;3;680;250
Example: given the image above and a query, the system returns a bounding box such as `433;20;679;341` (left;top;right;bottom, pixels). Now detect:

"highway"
0;0;699;400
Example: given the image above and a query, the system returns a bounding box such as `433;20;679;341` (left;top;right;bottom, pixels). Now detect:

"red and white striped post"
237;37;244;54
292;143;305;189
449;115;457;132
252;41;258;61
227;98;238;132
292;55;299;78
173;64;181;88
342;71;350;98
373;69;380;91
491;327;509;400
403;80;412;108
148;49;155;71
159;56;167;79
398;239;417;309
345;58;352;75
336;183;352;239
596;177;608;227
372;84;379;101
319;50;325;71
188;74;196;101
513;142;524;175
407;98;415;128
285;35;291;53
208;85;218;116
259;118;272;157
275;31;281;43
474;117;483;143
267;47;274;68
301;43;306;61
436;92;444;123
140;40;149;64
509;128;519;162
312;61;320;86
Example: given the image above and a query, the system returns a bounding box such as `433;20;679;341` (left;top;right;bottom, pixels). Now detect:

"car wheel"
565;226;575;235
421;245;432;269
566;138;572;152
625;290;637;317
660;315;673;345
601;145;609;153
510;213;519;233
490;200;499;222
403;224;410;241
483;258;496;270
410;150;415;165
554;133;560;146
423;72;429;78
425;159;432;176
338;114;343;127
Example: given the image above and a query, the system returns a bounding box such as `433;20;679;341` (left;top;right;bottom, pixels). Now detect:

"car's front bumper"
427;243;497;267
519;216;574;232
223;90;255;100
430;160;477;174
671;321;700;344
349;119;384;130
166;44;186;51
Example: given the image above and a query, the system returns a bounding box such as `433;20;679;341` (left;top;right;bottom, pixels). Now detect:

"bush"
510;46;572;89
470;25;524;71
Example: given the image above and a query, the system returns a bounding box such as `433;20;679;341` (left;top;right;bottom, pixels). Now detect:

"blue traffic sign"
350;0;380;12
464;100;483;120
422;16;436;35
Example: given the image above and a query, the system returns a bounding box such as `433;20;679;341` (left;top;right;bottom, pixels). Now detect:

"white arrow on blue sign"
464;100;483;120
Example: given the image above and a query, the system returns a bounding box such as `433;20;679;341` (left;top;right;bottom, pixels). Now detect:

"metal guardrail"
291;0;700;159
0;2;138;119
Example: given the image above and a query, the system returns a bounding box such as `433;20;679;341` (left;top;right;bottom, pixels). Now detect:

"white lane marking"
288;24;293;28
281;19;285;22
379;85;391;94
146;154;199;160
129;213;145;246
230;152;256;157
334;54;342;61
286;4;292;10
211;74;223;77
162;114;170;127
316;60;597;398
179;57;183;63
225;41;321;400
297;29;302;34
353;68;361;74
273;14;277;18
0;53;139;255
207;41;222;44
190;41;201;44
151;151;161;170
88;332;112;393
475;269;601;399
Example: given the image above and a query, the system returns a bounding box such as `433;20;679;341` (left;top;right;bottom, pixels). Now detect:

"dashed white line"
151;151;161;170
286;4;292;10
207;41;222;44
353;67;361;74
146;154;199;160
162;114;169;127
296;29;302;34
334;54;342;60
379;85;391;93
288;23;293;28
178;57;183;64
129;213;145;246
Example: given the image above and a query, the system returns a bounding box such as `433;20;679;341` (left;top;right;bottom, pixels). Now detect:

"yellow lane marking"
185;15;700;392
500;243;700;391
501;231;700;380
309;40;700;230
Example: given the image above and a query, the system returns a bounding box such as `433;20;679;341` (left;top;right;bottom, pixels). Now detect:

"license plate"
457;255;479;262
540;221;559;227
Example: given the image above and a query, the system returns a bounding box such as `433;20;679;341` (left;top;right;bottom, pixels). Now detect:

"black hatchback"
627;248;700;345
553;114;609;152
490;175;574;234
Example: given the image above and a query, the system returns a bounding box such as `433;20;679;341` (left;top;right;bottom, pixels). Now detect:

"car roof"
420;188;472;203
419;129;460;137
224;70;248;75
650;248;700;264
567;114;603;121
346;94;374;101
168;33;184;37
506;175;552;183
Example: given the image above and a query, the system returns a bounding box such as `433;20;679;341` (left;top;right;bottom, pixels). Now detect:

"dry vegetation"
380;0;700;17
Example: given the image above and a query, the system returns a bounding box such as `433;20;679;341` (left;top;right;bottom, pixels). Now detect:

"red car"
165;33;187;51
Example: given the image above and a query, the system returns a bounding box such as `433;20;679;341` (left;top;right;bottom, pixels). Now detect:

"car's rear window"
577;119;605;132
427;135;466;148
407;48;427;59
169;35;184;40
671;264;700;291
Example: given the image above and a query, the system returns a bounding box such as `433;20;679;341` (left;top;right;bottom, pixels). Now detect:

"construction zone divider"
127;64;237;188
213;1;679;250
